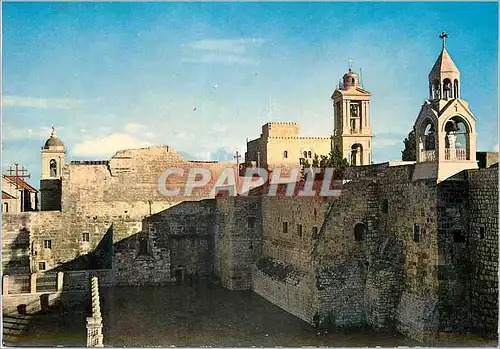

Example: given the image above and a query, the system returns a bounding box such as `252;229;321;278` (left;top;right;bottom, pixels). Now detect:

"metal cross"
348;58;354;70
439;31;448;48
234;151;241;195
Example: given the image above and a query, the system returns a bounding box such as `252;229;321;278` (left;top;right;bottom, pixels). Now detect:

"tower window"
308;151;312;158
351;78;355;84
44;239;52;249
283;151;288;159
49;159;57;177
303;151;307;158
3;202;8;213
283;221;288;234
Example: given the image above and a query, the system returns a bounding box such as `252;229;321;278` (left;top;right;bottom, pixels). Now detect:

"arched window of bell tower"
453;79;459;99
443;79;452;99
432;80;440;99
49;159;57;177
444;116;470;161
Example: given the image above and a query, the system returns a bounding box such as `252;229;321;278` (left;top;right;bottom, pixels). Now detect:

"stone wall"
215;196;262;290
2;212;141;274
467;168;498;337
59;146;235;219
252;264;317;325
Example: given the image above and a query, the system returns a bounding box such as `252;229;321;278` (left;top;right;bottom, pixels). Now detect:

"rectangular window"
283;222;288;234
297;224;303;237
247;216;256;229
82;232;90;242
44;239;52;249
413;224;420;243
283;151;288;159
453;230;466;243
479;226;485;239
38;262;46;271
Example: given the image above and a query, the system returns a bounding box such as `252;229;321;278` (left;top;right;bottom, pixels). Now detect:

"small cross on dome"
439;31;448;48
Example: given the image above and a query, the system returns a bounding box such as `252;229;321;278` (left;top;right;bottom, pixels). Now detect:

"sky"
2;1;498;187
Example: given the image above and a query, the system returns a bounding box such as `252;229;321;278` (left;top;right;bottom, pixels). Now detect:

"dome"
43;127;65;149
343;69;359;89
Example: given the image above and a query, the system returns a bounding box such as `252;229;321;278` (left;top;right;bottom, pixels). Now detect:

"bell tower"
331;59;373;166
413;32;478;182
40;127;66;210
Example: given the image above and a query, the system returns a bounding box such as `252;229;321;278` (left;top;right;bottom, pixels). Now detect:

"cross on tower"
439;31;448;48
348;58;354;71
234;150;242;195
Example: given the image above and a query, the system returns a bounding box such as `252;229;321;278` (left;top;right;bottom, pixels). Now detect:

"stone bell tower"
331;59;373;166
413;32;478;182
40;127;66;210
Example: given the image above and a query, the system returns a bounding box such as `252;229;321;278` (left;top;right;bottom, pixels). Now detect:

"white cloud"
72;133;152;157
372;138;402;148
182;54;257;65
3;95;84;109
184;38;266;54
3;125;58;141
123;122;146;132
182;38;266;65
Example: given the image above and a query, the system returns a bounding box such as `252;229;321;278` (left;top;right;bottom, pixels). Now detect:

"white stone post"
30;273;37;294
2;275;9;295
57;271;64;291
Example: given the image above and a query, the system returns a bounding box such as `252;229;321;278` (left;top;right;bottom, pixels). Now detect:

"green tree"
402;126;417;161
301;139;350;180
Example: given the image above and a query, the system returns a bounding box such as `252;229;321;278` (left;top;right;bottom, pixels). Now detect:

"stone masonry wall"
216;196;262;290
468;168;498;337
2;212;141;275
60;146;236;219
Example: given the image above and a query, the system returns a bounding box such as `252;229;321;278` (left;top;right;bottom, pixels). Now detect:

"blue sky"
2;1;498;187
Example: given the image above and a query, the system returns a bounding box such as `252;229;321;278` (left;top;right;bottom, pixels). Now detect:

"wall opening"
43;239;52;249
38;261;46;271
283;221;288;234
49;159;57;177
247;216;256;229
479;226;485;239
453;230;466;243
413;224;420;242
381;199;389;213
354;222;366;241
312;226;319;239
297;224;303;238
82;232;90;242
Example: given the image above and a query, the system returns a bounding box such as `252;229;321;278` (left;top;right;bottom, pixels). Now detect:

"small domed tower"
40;127;66;210
331;59;373;166
413;32;478;182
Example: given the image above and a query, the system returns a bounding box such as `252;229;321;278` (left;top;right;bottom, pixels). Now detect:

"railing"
445;148;467;161
420;150;436;162
86;276;103;347
4;273;63;295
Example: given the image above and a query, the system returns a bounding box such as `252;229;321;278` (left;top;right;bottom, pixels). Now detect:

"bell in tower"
413;32;478;182
331;58;373;166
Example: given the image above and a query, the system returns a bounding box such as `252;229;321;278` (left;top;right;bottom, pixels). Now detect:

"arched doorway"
354;222;367;241
350;143;363;166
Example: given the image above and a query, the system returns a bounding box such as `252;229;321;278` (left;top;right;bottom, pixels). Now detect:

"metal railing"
86;276;103;347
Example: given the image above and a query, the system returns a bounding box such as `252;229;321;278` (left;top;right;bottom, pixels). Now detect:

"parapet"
262;122;300;138
70;161;110;166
